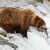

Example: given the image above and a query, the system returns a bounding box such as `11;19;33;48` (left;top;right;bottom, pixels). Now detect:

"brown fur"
0;7;46;38
0;7;34;38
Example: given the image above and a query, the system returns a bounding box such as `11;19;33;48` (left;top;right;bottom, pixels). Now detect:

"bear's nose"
44;28;47;30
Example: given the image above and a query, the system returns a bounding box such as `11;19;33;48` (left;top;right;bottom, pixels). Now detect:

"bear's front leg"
20;27;28;38
22;31;28;38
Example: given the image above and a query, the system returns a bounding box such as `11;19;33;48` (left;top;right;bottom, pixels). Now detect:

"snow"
28;28;50;50
0;0;50;50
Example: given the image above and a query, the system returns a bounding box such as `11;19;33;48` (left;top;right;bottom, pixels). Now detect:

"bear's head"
31;14;48;38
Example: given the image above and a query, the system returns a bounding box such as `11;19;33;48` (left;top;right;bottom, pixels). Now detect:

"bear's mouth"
40;27;48;38
38;26;48;38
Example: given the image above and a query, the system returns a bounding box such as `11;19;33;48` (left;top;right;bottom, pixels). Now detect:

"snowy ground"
0;0;50;50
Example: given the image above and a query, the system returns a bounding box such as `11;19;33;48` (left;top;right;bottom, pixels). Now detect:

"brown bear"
0;7;48;38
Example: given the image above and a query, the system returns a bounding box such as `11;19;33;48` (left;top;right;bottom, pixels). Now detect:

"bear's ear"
36;16;41;21
35;16;41;27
